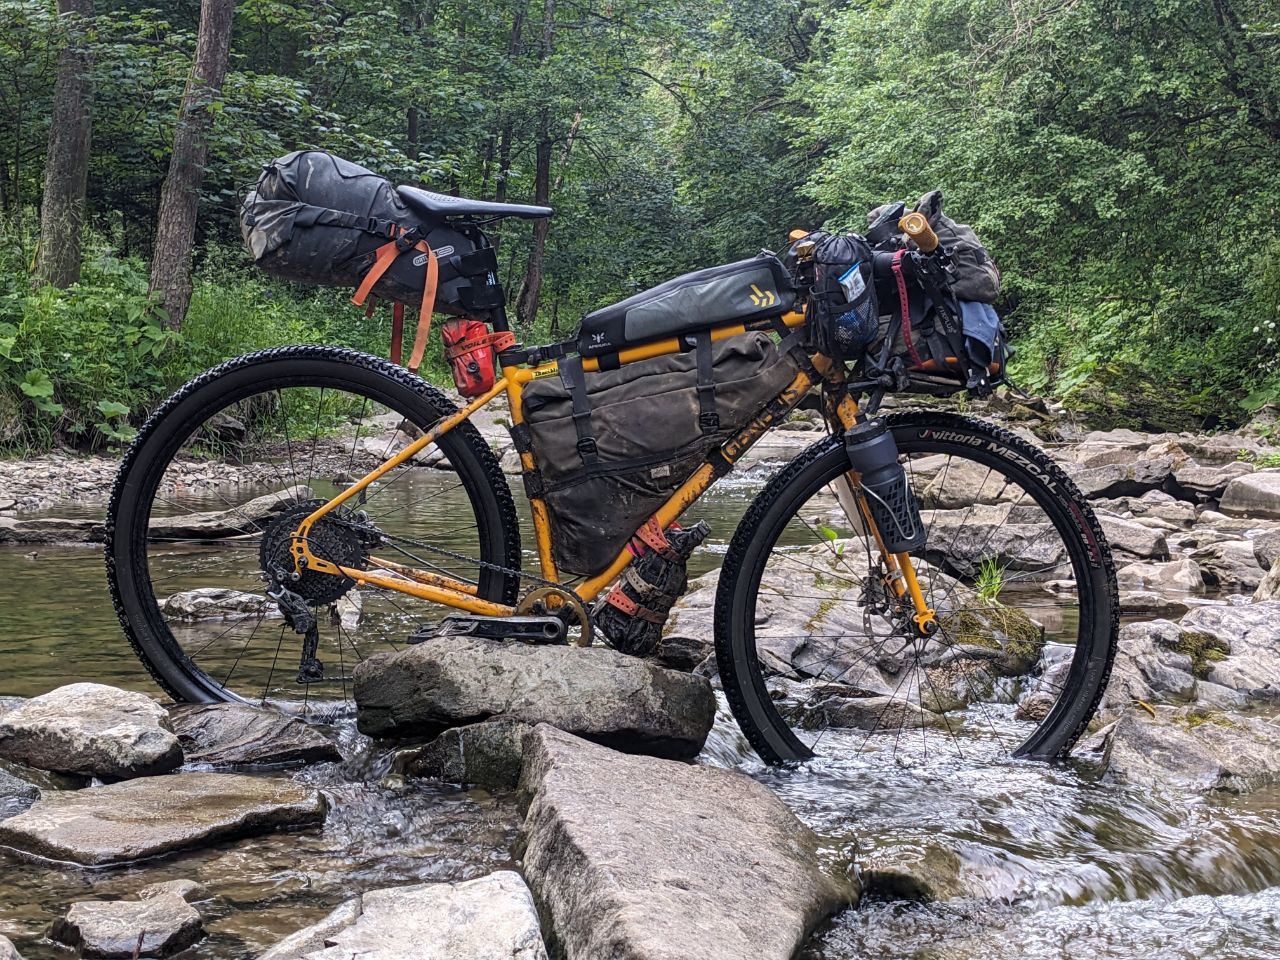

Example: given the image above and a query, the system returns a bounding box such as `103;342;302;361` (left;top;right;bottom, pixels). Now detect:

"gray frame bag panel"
522;331;801;576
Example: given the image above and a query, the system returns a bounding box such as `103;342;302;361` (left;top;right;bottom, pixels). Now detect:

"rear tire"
715;412;1118;766
106;346;521;706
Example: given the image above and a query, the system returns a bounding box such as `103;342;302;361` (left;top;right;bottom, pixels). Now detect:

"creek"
1;466;1278;958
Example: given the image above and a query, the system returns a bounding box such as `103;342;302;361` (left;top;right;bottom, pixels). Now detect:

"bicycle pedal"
408;615;567;645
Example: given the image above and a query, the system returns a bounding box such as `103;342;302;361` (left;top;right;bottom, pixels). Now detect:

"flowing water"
1;466;1278;958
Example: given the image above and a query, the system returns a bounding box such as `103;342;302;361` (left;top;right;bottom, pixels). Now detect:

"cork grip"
899;212;939;252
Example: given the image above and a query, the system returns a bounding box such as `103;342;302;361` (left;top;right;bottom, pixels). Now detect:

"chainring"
259;499;370;605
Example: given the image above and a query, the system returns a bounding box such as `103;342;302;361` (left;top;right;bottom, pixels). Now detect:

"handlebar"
898;212;939;252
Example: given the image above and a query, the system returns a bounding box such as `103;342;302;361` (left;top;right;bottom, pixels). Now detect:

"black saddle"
398;185;552;221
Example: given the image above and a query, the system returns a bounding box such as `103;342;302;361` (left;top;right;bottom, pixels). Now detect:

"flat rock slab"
517;726;856;960
1090;707;1280;794
259;871;547;960
168;703;341;767
0;683;182;780
0;771;327;866
1219;471;1280;519
0;516;103;544
1181;602;1280;698
50;894;203;958
353;636;716;760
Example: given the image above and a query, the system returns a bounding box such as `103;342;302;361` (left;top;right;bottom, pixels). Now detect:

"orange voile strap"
407;245;438;374
350;233;438;374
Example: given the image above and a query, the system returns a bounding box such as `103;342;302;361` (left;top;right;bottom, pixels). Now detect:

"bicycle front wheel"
106;346;521;713
715;412;1118;766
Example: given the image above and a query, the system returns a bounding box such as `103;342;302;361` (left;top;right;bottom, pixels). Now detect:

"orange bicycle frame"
289;310;935;625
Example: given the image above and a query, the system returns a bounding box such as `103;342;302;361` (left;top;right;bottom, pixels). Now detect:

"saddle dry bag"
240;151;508;370
520;331;800;577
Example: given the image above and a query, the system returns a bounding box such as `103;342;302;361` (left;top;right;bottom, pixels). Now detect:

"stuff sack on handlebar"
797;233;880;362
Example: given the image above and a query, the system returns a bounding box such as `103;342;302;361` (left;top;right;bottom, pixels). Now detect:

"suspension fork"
822;374;937;635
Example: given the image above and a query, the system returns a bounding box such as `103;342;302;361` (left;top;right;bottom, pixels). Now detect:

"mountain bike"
106;203;1118;767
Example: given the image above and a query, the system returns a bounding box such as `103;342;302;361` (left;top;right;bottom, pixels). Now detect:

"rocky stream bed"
1;398;1280;959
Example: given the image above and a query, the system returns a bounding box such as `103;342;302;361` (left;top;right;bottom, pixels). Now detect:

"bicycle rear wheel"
106;346;521;714
715;412;1117;766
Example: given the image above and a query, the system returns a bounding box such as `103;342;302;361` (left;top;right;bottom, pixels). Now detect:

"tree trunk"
406;105;419;160
514;0;556;327
35;0;94;288
515;122;552;326
149;0;235;330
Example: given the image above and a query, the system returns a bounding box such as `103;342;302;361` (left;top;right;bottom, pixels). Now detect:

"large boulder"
258;872;547;960
0;771;326;866
1097;515;1169;560
1179;602;1280;697
1191;539;1267;592
0;936;22;960
517;726;855;960
353;636;716;761
50;895;203;958
1219;471;1280;519
0;762;40;819
1253;527;1280;570
1115;558;1204;593
168;703;341;767
1170;460;1254;501
1070;457;1175;500
0;683;182;780
1087;706;1280;794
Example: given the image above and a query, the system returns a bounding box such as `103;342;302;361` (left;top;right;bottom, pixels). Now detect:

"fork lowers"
844;418;925;553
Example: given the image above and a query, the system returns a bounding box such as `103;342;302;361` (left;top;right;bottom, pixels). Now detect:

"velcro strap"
444;330;517;360
604;583;667;624
891;251;924;368
695;331;718;433
559;356;598;466
630;517;680;562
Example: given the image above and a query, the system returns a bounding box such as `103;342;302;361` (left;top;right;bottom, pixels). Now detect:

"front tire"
715;412;1118;766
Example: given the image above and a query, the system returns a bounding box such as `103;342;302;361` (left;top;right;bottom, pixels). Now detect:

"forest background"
1;0;1277;449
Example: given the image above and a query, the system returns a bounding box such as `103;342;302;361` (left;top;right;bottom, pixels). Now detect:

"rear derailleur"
267;581;324;683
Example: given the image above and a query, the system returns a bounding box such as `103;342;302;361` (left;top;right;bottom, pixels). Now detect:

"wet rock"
49;894;203;958
0;515;102;544
168;703;341;767
812;695;950;732
148;485;313;540
398;719;531;791
653;633;713;672
1071;457;1174;500
1089;706;1280;794
1179;602;1280;698
1097;515;1169;560
923;505;1068;578
860;838;966;902
0;762;39;820
517;726;855;960
1253;527;1280;569
1118;591;1190;617
0;683;182;780
1170;460;1254;500
0;771;327;866
1219;471;1280;519
160;587;275;620
1191;539;1267;592
0;935;21;960
1115;558;1204;593
353;635;716;761
137;879;209;903
259;871;547;960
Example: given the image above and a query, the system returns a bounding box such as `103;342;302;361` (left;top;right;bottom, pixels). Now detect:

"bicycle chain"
332;515;568;595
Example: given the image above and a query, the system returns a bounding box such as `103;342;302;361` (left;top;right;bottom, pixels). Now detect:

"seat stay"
398;184;553;221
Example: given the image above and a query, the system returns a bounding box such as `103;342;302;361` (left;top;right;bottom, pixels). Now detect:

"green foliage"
974;557;1006;604
2;0;1276;451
